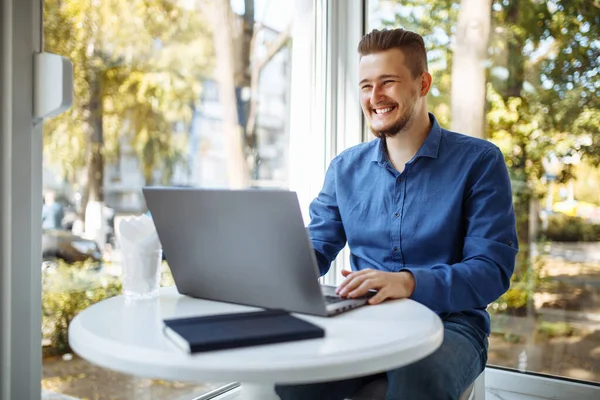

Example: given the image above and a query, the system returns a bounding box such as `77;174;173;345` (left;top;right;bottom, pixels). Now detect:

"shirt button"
393;212;400;218
397;176;403;183
393;246;399;252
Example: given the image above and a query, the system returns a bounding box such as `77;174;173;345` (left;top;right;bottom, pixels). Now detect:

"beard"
370;102;416;138
369;87;419;138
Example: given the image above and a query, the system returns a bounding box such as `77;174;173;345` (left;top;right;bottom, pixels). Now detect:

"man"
42;190;65;230
276;28;518;400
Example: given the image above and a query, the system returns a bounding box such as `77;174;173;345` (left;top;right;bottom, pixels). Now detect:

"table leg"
239;383;279;400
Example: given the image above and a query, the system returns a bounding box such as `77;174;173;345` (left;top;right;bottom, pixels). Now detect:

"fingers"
368;271;413;304
348;278;377;298
368;288;388;305
336;270;411;305
336;269;372;294
339;271;378;298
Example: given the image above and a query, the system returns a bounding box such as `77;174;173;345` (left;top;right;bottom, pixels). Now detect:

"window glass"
368;0;600;384
42;0;295;398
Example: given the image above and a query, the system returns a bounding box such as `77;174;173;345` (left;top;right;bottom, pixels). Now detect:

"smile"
373;106;396;115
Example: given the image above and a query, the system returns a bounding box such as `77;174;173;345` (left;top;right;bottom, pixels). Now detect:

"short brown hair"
358;28;428;78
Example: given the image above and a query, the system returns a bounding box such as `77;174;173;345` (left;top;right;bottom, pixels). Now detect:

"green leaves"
43;0;213;186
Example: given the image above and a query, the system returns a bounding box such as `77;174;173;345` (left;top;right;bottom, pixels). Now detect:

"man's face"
359;48;424;137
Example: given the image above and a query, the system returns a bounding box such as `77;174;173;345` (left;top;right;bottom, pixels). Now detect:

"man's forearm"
402;256;513;313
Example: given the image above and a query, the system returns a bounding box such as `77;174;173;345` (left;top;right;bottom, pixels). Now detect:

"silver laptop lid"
142;187;329;316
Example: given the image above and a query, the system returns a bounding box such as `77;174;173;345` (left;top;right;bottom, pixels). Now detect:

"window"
41;0;298;398
368;0;600;385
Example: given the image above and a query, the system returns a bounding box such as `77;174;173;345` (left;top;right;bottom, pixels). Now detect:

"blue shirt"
308;114;518;335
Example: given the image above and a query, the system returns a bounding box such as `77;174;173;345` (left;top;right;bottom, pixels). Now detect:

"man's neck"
385;110;431;173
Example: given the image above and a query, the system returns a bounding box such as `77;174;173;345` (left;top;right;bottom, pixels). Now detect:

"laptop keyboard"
324;295;345;304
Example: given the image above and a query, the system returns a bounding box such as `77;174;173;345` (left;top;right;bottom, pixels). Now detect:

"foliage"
571;161;600;205
490;321;580;344
489;254;548;313
534;1;600;140
160;264;176;287
536;321;579;339
42;260;122;356
42;260;175;356
487;0;599;313
43;0;213;186
488;0;600;181
545;214;600;242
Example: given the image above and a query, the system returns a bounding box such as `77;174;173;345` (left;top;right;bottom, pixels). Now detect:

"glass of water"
120;248;162;299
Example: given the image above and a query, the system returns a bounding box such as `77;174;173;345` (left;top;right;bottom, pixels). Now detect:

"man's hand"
336;269;416;305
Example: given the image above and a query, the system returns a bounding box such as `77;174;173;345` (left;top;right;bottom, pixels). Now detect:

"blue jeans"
275;313;488;400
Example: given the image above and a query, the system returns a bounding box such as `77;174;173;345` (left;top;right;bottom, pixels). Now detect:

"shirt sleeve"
308;158;347;276
402;147;518;313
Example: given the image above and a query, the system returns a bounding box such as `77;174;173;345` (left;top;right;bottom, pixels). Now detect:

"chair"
348;370;485;400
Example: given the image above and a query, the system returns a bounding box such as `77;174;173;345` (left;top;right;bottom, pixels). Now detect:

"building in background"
44;23;292;214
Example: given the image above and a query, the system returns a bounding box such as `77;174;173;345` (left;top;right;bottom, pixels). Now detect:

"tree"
45;0;295;245
451;0;492;138
487;0;599;310
199;0;249;188
199;0;293;188
44;0;212;238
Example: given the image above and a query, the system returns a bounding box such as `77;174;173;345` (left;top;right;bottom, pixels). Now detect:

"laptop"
142;187;372;316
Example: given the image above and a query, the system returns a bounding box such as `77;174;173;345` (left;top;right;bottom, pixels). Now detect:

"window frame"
321;0;366;286
486;367;600;398
288;0;329;224
1;0;44;399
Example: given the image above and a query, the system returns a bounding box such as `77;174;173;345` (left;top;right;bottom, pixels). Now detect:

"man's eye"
361;85;372;91
383;80;394;85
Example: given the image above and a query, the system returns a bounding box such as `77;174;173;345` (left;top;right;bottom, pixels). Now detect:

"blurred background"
39;0;599;399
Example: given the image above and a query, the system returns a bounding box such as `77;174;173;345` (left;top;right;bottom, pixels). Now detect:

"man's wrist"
399;270;416;297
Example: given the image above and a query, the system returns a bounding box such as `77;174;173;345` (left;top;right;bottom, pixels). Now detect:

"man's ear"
420;71;433;96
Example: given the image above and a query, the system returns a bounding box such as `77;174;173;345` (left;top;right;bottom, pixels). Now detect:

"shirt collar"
371;113;442;166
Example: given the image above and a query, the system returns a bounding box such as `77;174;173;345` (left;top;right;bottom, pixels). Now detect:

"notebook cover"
163;309;325;353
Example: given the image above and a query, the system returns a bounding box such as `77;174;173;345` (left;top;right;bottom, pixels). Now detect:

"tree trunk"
451;0;492;138
80;70;105;222
83;69;106;246
245;24;293;143
504;3;529;264
501;2;535;316
239;0;256;175
211;0;250;188
504;2;525;98
514;174;532;281
239;0;255;90
86;71;104;204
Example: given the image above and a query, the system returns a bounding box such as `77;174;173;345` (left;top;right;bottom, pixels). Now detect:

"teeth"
375;107;394;114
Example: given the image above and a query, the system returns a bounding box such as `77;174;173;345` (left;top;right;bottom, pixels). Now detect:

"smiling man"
275;28;518;400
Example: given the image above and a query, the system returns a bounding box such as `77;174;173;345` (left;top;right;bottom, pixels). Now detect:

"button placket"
396;172;407;266
391;173;404;267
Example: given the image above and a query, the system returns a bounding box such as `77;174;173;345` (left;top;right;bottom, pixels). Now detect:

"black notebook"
163;309;325;354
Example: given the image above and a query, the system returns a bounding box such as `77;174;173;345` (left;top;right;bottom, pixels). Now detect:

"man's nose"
370;84;385;104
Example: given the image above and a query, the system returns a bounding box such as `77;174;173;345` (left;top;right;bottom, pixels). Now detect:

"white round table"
69;286;443;400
